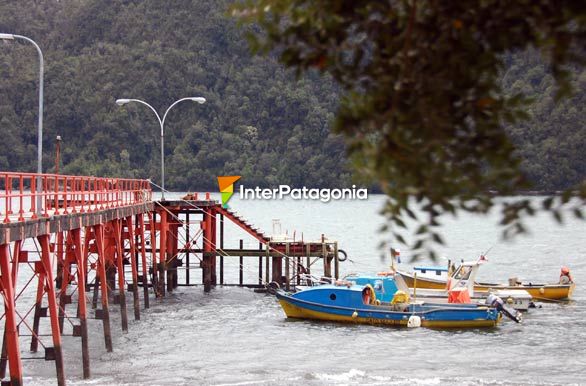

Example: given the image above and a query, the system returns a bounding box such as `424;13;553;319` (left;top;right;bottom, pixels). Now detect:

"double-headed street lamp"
1;33;44;213
116;97;206;200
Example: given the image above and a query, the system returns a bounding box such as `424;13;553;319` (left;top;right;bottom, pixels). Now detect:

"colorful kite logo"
217;176;241;208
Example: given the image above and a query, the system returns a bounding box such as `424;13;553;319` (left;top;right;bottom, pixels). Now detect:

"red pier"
0;172;341;385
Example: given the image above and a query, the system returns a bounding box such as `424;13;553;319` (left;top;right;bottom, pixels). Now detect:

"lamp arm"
161;98;199;129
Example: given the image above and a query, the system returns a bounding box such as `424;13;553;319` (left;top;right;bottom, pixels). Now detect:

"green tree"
233;0;586;256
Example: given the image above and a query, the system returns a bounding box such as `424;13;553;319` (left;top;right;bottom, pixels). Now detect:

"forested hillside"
0;1;583;191
502;51;585;191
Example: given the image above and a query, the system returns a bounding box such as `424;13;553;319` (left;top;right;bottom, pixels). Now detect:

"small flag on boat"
391;248;401;263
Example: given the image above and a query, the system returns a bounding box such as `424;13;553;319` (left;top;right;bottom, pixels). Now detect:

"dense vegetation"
0;0;584;197
0;0;347;190
502;51;585;192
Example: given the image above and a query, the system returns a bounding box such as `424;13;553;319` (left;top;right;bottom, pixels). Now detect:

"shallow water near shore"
17;193;586;385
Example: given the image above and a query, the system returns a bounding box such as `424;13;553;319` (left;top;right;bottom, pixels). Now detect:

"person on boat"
559;266;573;284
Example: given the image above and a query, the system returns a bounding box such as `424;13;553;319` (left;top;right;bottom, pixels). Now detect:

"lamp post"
116;97;206;200
55;136;62;175
1;33;44;214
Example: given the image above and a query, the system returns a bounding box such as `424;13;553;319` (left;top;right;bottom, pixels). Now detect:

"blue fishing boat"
276;283;502;328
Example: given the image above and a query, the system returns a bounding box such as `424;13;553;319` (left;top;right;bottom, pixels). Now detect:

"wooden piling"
186;212;190;285
322;236;331;278
149;211;159;297
29;269;46;352
113;220;129;332
0;327;7;380
258;242;263;286
334;242;339;280
91;275;100;309
139;214;150;308
159;209;167;296
296;256;301;285
166;218;178;293
272;255;282;286
211;208;217;287
306;244;311;277
72;228;90;378
285;243;290;291
56;232;66;333
219;214;224;285
0;243;23;386
126;216;141;321
239;239;244;286
265;243;270;284
94;224;113;352
38;235;66;386
202;210;212;293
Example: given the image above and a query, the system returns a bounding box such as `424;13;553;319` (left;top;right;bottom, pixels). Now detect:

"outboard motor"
486;294;523;323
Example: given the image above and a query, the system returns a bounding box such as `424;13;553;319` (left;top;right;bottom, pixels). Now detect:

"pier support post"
113;220;129;332
148;212;159;297
211;208;217;287
29;265;46;353
322;236;332;279
167;219;179;292
265;243;270;285
138;214;150;308
0;326;7;380
271;254;282;286
258;242;263;286
285;243;290;291
202;209;213;292
0;243;23;386
38;235;66;386
72;228;90;378
296;256;301;285
159;209;167;296
56;232;67;333
306;244;311;277
186;212;191;285
125;216;141;321
334;242;339;280
219;214;224;285
94;224;113;352
239;239;243;286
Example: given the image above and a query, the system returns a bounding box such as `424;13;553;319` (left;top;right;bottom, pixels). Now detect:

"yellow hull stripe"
279;300;499;329
400;274;575;300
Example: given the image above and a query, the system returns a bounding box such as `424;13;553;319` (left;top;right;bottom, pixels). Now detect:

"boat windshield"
453;265;473;281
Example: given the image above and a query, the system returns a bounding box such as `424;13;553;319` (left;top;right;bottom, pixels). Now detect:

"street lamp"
55;136;62;175
1;33;44;214
115;97;206;200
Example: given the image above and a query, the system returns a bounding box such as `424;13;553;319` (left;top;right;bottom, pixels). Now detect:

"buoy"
539;287;545;294
352;311;358;319
407;315;421;328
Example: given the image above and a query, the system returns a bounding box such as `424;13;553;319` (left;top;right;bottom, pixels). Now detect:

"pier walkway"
0;172;340;386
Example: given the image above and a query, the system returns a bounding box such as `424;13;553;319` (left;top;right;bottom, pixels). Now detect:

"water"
13;193;586;385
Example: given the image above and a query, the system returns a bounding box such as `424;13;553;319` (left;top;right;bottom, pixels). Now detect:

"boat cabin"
344;275;399;302
413;266;449;281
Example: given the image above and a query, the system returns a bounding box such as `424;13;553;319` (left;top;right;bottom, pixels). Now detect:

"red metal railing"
0;172;152;223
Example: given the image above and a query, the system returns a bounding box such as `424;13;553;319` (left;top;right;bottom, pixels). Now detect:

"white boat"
379;258;532;312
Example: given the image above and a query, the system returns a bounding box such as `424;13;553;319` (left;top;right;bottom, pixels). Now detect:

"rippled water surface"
16;194;586;385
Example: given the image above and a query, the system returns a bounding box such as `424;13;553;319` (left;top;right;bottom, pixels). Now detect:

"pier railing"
0;172;152;223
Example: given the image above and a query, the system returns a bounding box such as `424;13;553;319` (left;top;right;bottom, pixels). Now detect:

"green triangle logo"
221;191;234;208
